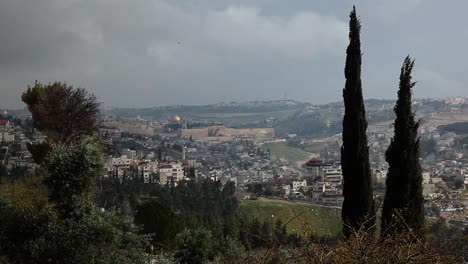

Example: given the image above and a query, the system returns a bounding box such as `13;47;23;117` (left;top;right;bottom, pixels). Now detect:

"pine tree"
381;56;424;236
341;6;374;238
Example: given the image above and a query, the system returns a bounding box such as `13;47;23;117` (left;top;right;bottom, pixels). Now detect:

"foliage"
439;121;468;135
213;236;246;261
22;81;100;164
420;138;437;157
0;200;147;264
382;56;425;237
134;200;180;248
43;137;104;218
228;228;463;263
238;200;341;238
327;228;461;264
0;134;147;263
0;176;49;209
174;228;214;264
21;81;100;144
341;6;375;238
26;141;51;164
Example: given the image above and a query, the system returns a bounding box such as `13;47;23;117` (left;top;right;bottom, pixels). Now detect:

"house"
137;160;159;183
158;162;184;185
0;132;14;142
292;180;307;192
0;120;9;130
282;184;291;196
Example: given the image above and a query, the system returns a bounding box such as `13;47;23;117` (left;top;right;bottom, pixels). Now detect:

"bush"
174;228;214;264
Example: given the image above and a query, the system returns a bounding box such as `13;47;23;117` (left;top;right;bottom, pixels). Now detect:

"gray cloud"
0;0;467;109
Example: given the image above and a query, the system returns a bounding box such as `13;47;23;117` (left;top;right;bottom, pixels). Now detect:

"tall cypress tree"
381;56;424;236
341;6;374;238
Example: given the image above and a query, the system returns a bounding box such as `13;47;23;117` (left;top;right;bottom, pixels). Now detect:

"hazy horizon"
1;0;467;109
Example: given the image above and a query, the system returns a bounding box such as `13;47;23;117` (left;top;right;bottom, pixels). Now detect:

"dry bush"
223;225;463;264
0;176;50;209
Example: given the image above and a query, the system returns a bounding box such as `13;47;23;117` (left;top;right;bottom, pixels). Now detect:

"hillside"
238;199;342;238
103;98;468;138
261;142;310;164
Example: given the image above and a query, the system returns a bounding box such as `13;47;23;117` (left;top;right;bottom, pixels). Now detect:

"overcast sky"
1;0;467;109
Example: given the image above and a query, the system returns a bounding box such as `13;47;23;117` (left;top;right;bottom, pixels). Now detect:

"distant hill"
105;98;468;138
439;122;468;135
106;100;308;118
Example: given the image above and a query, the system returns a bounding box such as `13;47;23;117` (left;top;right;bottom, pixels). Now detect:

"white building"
322;167;343;185
292;180;307;192
158;162;184;185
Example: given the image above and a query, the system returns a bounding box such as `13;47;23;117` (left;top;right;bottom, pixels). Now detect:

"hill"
261;142;310;164
439;122;468;134
104;98;468;138
238;199;342;238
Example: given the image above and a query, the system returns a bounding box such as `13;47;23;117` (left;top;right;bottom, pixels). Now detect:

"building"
0;132;14;142
137;161;159;183
180;126;274;141
158;162;184;185
322;167;343;185
292;180;307;192
0;120;9;130
108;155;134;178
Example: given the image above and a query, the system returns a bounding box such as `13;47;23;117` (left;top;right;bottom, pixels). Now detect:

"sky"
0;0;467;109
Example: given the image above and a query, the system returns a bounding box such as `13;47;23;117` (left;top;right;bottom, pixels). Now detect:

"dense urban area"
2;97;467;228
1;4;468;263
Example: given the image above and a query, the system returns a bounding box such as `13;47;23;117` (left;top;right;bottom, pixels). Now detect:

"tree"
187;165;196;178
0;200;147;264
381;56;425;236
174;228;214;264
43;137;104;218
22;81;100;144
221;181;238;217
134;201;179;248
22;82;100;164
341;6;374;238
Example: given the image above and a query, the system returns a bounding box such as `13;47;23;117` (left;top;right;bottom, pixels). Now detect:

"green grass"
261;142;310;164
238;200;342;238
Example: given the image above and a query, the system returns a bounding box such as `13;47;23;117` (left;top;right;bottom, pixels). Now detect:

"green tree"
341;6;375;238
134;201;179;248
174;228;214;264
0;199;147;264
381;56;425;236
221;181;238;217
22;81;100;144
22;81;100;163
43;137;104;218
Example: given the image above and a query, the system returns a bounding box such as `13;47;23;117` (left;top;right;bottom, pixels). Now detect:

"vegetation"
22;81;100;144
261;142;310;164
0;138;148;264
439;121;468;134
21;81;100;164
382;57;425;237
341;6;375;238
238;200;341;237
2;6;467;263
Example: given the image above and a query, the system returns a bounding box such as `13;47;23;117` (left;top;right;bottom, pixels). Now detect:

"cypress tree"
381;56;424;236
341;6;374;238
